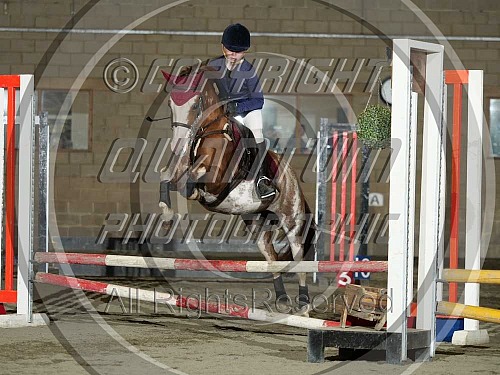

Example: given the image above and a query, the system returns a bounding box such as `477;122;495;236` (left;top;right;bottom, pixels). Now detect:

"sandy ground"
1;273;499;375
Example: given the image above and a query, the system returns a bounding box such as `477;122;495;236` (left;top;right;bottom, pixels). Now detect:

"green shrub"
356;104;391;149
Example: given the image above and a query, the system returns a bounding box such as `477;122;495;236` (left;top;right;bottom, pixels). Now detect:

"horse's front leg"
159;169;175;223
257;231;288;305
159;152;190;223
183;164;207;200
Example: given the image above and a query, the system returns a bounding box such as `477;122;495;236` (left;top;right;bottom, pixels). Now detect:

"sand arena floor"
1;268;500;375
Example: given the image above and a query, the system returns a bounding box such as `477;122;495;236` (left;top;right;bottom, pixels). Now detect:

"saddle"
232;120;278;178
202;119;278;208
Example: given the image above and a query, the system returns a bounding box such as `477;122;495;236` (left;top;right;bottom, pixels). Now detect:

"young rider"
208;23;275;199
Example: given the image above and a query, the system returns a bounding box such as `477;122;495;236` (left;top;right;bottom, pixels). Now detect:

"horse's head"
162;67;204;133
162;66;221;137
160;65;230;208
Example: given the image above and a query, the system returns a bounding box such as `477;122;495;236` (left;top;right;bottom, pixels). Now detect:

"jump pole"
35;272;346;330
442;269;500;284
437;301;500;325
34;252;388;273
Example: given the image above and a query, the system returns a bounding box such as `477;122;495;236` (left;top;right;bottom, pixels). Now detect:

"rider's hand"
226;101;238;116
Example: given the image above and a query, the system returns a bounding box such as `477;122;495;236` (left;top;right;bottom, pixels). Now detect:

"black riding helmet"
221;23;250;52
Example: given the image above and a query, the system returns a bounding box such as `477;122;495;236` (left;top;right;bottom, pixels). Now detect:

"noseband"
171;94;204;130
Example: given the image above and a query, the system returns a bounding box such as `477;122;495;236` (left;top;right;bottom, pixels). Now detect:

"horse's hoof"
159;166;169;181
162;222;171;232
188;189;199;200
298;293;310;306
159;202;174;221
298;285;310;303
192;165;207;179
275;294;292;313
297;303;311;317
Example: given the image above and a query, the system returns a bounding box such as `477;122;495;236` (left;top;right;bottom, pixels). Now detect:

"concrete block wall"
0;0;498;257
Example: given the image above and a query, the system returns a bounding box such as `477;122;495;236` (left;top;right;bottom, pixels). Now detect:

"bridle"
171;94;203;130
170;89;234;166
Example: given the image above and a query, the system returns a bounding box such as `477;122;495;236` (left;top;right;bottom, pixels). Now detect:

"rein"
169;77;249;207
169;86;232;166
189;111;233;166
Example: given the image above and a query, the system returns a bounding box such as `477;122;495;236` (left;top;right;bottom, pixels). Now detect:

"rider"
208;23;276;200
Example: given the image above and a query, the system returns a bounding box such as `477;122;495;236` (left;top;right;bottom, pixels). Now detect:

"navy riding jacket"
207;56;264;117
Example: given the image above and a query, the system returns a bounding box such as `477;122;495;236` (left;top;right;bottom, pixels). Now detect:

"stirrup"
256;176;276;199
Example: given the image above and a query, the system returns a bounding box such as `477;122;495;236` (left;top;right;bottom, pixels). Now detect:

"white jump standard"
307;39;446;364
0;74;47;328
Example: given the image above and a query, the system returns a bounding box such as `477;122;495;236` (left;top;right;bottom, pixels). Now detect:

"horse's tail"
276;200;317;262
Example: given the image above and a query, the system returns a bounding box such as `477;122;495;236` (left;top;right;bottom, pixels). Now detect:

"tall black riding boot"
253;141;276;200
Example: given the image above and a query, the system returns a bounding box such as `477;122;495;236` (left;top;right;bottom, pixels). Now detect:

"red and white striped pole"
34;252;388;273
35;272;346;330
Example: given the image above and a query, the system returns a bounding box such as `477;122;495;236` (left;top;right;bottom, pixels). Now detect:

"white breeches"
235;109;264;143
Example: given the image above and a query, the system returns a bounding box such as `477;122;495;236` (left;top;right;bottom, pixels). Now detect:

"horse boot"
253;141;276;200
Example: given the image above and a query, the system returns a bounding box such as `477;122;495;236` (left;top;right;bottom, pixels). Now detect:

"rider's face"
222;46;245;66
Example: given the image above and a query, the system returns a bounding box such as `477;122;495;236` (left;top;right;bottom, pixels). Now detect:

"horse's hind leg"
257;231;287;303
282;219;310;314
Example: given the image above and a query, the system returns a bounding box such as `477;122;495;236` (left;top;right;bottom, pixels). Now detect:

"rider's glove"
226;101;238;116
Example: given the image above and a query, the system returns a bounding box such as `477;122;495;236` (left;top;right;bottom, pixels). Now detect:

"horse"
157;65;316;312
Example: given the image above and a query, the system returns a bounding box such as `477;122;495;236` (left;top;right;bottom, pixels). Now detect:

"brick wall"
1;0;498;257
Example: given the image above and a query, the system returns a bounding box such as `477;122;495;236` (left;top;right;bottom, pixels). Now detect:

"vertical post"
17;74;35;318
388;39;413;362
0;87;4;291
436;82;447;303
444;70;470;304
0;76;21;305
449;81;463;304
464;70;483;331
416;50;445;358
314;130;320;284
5;84;16;294
407;92;418;308
358;145;370;257
39;111;50;274
340;131;348;262
316;118;329;263
316;118;328;260
330;131;339;261
349;133;357;261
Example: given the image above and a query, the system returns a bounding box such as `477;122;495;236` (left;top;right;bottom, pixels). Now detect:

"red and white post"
329;128;359;287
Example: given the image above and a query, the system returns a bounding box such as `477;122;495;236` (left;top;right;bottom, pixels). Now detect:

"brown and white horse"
158;66;316;311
